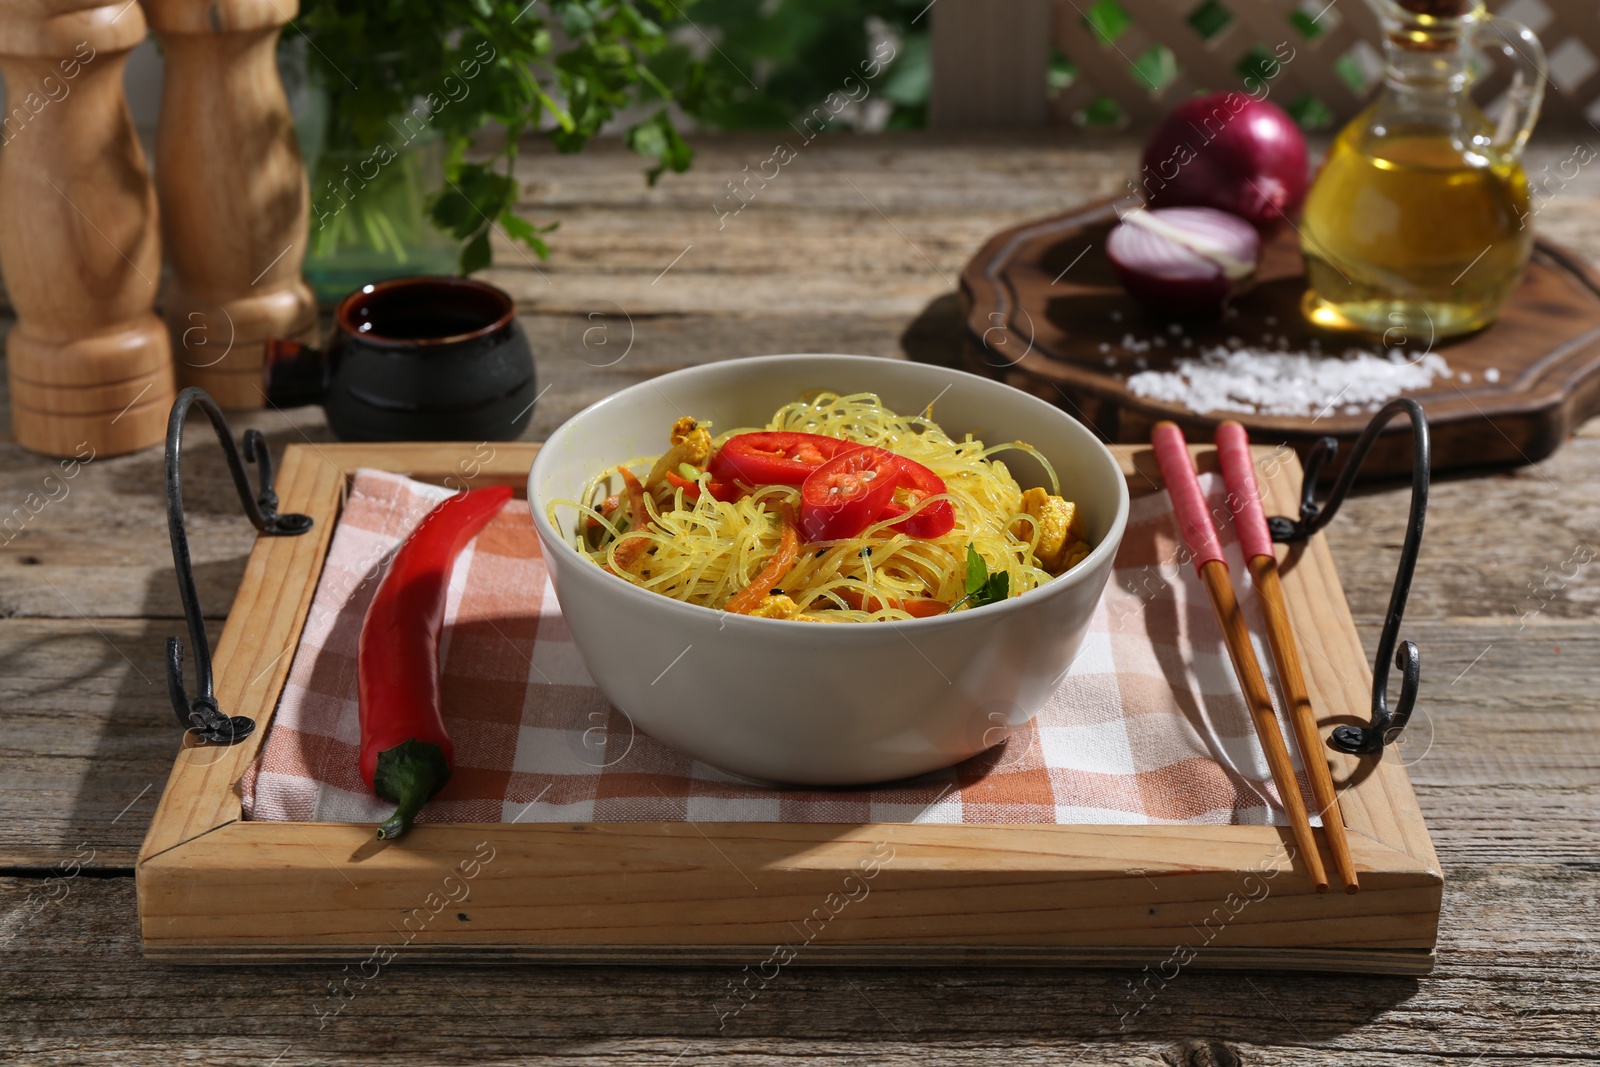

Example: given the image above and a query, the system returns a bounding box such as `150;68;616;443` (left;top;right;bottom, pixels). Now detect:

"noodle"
550;392;1091;622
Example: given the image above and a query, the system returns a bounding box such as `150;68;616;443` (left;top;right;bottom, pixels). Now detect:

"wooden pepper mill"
146;0;318;410
0;1;175;457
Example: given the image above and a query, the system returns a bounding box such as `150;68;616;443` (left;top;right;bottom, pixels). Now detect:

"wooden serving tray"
136;442;1442;972
962;197;1600;477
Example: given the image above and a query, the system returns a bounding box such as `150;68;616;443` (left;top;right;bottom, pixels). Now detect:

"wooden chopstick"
1150;421;1329;893
1216;421;1360;894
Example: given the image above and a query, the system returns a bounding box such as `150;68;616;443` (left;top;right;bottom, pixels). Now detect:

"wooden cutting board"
961;197;1600;478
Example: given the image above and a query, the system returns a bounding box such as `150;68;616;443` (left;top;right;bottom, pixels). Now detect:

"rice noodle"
548;391;1088;622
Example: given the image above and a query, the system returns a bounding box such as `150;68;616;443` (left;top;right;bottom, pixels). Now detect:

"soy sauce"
358;311;490;340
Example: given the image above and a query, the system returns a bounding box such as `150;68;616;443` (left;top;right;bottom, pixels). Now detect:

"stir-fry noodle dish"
552;392;1093;622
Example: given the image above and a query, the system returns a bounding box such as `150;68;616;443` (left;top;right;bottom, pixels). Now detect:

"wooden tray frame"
136;442;1442;972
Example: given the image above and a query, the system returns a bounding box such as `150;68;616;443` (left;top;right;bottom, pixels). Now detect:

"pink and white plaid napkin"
242;468;1314;827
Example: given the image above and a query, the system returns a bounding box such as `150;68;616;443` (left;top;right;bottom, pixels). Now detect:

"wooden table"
3;132;1597;1065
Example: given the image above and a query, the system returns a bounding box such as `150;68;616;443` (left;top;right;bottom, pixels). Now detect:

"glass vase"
302;137;462;303
288;52;462;304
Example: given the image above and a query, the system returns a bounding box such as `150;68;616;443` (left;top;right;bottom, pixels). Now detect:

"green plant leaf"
951;547;1010;612
965;545;987;595
625;109;693;185
499;210;556;259
459;229;492;276
880;34;930;107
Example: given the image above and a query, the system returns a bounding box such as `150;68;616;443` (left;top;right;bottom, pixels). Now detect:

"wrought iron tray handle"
1267;397;1429;754
166;388;313;745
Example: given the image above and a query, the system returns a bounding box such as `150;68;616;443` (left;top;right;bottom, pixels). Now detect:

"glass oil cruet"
1300;0;1546;339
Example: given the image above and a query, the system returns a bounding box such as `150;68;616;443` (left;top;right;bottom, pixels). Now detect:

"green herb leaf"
965;545;986;596
625;109;694;185
952;547;1009;612
459;229;492;275
498;210;556;259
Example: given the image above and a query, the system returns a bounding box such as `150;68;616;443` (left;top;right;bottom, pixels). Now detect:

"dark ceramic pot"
264;276;536;441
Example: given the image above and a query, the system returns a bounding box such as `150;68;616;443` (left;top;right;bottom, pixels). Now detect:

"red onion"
1105;206;1261;317
1139;92;1308;231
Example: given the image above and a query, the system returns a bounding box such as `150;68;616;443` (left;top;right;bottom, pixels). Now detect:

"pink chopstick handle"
1151;421;1225;574
1216;420;1275;562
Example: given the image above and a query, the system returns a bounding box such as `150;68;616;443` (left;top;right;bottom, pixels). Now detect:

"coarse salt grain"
1125;346;1453;417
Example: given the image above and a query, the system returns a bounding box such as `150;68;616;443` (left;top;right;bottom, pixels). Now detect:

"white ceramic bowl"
528;355;1130;785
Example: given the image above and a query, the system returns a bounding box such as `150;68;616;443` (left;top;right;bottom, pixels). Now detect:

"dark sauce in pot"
359;312;491;340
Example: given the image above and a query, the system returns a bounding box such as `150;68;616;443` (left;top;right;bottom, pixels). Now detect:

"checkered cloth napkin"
242;468;1314;827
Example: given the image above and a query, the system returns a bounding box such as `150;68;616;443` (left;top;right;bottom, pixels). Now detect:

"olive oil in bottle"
1298;0;1547;340
1301;119;1532;339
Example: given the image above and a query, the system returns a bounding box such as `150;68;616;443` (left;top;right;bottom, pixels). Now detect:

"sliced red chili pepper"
709;431;857;486
798;445;900;541
663;470;738;503
358;485;511;840
663;470;699;499
877;456;956;539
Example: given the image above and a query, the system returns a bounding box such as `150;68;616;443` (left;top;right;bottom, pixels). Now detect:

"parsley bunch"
291;0;704;274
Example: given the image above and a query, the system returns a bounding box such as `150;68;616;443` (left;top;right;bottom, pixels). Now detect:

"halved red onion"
1105;206;1261;318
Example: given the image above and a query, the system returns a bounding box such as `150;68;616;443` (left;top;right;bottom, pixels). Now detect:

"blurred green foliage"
651;0;932;131
293;0;703;273
289;2;931;273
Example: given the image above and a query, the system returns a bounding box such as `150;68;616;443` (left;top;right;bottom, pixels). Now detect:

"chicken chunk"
645;417;714;488
1016;488;1084;574
747;594;799;620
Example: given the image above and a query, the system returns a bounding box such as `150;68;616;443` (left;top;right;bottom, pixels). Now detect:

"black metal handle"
1267;398;1429;754
166;387;313;744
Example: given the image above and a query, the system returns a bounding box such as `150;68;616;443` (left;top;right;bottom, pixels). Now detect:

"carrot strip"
618;467;648;527
725;509;801;615
584;493;622;532
835;587;948;618
611;468;653;571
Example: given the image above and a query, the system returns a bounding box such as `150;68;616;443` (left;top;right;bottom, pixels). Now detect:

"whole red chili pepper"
358;484;512;839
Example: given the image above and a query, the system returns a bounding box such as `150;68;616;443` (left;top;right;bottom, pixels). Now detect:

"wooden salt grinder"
146;0;318;410
0;1;175;457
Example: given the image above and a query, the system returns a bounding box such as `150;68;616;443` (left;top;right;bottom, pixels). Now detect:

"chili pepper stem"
373;738;452;840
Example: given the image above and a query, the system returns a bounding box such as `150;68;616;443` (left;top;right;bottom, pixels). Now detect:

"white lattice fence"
1041;0;1600;129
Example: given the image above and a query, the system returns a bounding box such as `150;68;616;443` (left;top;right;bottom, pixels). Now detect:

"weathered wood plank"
929;0;1053;129
3;874;1596;1061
